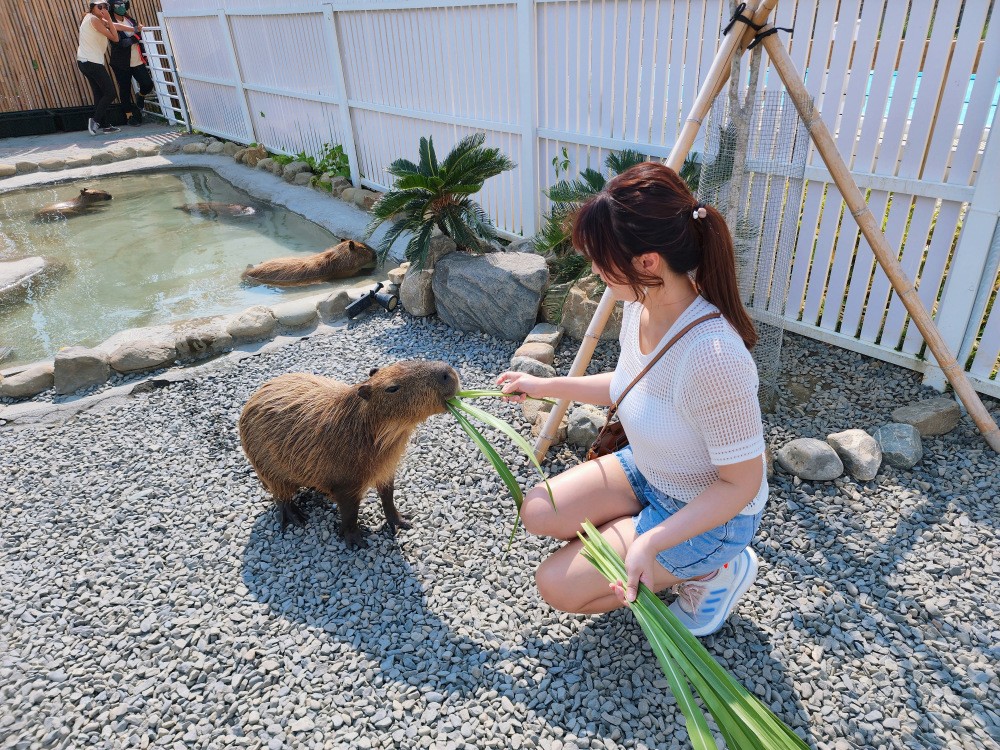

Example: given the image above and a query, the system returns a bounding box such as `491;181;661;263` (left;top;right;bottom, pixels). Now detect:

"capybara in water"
241;240;377;287
34;188;112;221
238;360;460;548
175;202;257;218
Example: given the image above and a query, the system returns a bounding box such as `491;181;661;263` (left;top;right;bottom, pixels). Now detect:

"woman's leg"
112;65;135;119
535;516;687;614
131;65;155;123
80;62;117;127
520;453;641;540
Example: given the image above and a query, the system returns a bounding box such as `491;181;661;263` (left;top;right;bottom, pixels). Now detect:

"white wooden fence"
158;0;1000;398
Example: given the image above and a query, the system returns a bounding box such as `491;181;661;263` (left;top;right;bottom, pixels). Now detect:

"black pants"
112;64;154;123
77;60;116;128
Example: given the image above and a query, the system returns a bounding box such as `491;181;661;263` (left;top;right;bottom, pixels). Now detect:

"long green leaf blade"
446;403;523;511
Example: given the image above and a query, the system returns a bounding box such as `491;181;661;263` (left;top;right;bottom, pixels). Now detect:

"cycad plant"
365;133;515;268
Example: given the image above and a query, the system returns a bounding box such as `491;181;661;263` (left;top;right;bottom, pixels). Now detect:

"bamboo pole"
533;0;780;461
759;29;1000;453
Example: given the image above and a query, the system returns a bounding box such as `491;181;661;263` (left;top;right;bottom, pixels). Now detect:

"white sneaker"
668;547;759;637
87;118;99;136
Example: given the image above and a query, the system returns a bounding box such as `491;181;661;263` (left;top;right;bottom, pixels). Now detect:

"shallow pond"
0;169;376;367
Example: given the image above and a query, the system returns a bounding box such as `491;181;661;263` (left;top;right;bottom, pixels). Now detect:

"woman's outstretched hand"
496;371;548;403
611;533;658;606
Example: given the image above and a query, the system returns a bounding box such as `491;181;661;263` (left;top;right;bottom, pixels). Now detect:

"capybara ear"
369;367;379;376
357;384;373;401
349;240;357;251
80;189;88;194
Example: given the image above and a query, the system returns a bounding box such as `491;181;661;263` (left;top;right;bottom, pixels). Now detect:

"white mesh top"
610;297;768;516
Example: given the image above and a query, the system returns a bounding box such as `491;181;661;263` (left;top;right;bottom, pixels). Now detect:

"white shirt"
610;297;768;515
118;17;143;67
77;16;108;65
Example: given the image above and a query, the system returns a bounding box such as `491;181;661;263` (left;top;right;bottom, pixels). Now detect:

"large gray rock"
0;257;47;303
561;275;623;341
775;438;844;481
256;157;277;173
426;235;457;268
16;161;38;175
174;318;233;360
432;252;548;341
872;423;923;469
271;298;318;328
226;305;277;343
827;429;882;482
38;158;66;172
0;362;54;399
282;161;312;181
399;268;435;317
181;142;207;154
222;141;242;156
513;342;555;365
205;141;225;155
567;405;605;448
109;339;177;373
387;263;410;286
521;397;553;424
54;347;110;395
524;323;564;349
891;397;961;436
0;164;16;178
293;172;314;186
317;290;351;321
509;356;556;379
503;237;537;254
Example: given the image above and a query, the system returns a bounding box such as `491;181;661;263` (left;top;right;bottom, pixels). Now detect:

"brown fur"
238;360;460;547
241;240;377;287
35;188;112;221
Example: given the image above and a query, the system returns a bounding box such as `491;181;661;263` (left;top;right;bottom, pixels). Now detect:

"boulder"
509;356;556;379
352;188;380;210
0;164;17;178
159;139;182;155
317;290;351;321
233;148;248;163
567;405;605;448
54;347;110;395
181;142;207;154
64;155;94;169
137;145;159;158
270;298;319;328
109;339;177;374
15;161;38;175
432;252;548;341
109;146;137;161
400;267;435;317
872;423;923;469
531;411;567;443
891;397;961;436
561;275;623;341
427;235;457;267
513;342;555;365
0;362;54;399
223;141;242;156
524;323;564;349
324;175;351;194
265;159;285;176
90;152;114;165
826;429;881;482
0;257;47;303
173;318;233;360
226;305;277;342
387;263;410;286
282;160;312;181
38;158;66;172
205;141;225;155
775;438;844;481
293;172;314;186
522;397;554;424
256;157;276;173
503;237;537;254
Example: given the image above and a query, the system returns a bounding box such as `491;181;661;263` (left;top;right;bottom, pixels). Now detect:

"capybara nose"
437;364;460;395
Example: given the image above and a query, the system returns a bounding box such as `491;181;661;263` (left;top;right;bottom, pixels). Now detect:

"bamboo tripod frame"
533;0;1000;458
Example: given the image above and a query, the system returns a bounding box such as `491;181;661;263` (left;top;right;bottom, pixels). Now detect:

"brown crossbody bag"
585;313;722;461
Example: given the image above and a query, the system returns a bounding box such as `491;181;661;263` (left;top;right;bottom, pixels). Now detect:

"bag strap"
609;312;722;415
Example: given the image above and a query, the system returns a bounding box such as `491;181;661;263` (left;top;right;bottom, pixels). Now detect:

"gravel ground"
1;313;998;750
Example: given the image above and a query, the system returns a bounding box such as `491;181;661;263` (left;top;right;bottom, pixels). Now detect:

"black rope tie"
722;1;793;49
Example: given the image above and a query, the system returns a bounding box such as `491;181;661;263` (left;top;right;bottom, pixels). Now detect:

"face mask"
113;3;126;14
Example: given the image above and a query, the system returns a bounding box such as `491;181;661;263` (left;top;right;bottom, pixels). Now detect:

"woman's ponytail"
693;206;758;349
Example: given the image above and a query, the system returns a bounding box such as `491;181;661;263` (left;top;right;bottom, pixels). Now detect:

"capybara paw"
342;528;368;549
279;502;308;531
387;513;413;532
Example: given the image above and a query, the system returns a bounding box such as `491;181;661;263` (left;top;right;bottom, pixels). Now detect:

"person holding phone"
109;0;154;126
76;1;120;135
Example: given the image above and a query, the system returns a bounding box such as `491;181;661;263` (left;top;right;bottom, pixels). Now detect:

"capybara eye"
385;385;400;393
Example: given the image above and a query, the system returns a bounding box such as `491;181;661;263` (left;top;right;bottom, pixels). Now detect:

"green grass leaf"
446;403;523;511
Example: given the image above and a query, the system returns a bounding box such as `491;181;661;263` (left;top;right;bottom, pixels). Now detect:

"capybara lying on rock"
176;202;257;218
241;240;377;287
34;188;112;221
238;360;460;548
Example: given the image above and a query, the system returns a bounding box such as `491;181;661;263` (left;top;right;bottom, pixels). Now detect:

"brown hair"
571;161;757;349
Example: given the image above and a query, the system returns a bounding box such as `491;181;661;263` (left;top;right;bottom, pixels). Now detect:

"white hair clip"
692;205;708;220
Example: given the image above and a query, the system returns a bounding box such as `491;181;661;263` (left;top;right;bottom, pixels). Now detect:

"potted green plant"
365;133;515;268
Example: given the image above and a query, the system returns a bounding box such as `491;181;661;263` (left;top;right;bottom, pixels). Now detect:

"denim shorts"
616;445;763;579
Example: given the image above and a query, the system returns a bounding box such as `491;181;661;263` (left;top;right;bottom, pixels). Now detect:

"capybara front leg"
278;500;308;530
377;479;412;533
336;493;367;549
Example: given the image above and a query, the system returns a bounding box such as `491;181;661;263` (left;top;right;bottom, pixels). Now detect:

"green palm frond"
418;136;438;176
386;158;422;179
605;148;649;175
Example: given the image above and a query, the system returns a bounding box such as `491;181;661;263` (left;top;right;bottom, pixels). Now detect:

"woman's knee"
534;558;574;612
519;484;565;538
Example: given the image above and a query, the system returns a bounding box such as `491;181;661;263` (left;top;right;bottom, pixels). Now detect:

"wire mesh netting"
695;86;810;409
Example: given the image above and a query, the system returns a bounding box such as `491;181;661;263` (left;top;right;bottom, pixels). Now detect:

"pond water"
0;169;376;368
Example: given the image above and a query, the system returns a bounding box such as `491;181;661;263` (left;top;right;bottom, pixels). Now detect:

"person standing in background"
109;0;154;126
76;1;120;135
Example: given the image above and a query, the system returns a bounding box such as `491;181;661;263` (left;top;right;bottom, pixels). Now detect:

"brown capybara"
238;360;460;548
240;240;377;287
176;202;257;218
34;188;112;221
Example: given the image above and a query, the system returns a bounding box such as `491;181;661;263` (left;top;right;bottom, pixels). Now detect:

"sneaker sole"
685;549;759;637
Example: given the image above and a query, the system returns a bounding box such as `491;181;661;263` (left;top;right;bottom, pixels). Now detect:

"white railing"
138;24;189;128
158;0;1000;398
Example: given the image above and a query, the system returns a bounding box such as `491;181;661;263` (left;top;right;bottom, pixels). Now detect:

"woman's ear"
633;251;661;273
